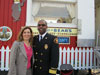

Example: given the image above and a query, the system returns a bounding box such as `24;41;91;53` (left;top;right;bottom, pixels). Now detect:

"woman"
8;26;34;75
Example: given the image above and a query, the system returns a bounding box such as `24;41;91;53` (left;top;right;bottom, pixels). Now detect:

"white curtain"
32;2;41;16
66;4;75;19
41;2;65;8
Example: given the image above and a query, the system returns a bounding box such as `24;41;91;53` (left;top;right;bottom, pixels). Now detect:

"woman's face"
22;29;31;41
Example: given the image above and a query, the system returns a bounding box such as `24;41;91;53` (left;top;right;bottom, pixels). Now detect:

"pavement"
0;69;100;75
0;71;8;75
0;70;86;75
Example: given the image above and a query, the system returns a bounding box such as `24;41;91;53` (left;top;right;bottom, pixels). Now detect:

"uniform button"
41;53;43;56
35;65;37;68
40;60;42;62
40;67;42;69
36;52;38;55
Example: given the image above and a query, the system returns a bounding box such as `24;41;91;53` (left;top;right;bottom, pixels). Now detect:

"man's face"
37;21;47;35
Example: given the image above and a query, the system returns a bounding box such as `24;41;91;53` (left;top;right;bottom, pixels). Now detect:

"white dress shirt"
39;32;47;41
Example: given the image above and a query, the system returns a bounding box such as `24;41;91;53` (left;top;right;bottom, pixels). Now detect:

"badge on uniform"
45;37;48;39
44;44;48;50
54;38;58;44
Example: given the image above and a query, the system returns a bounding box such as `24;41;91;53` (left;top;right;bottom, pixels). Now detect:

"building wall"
0;0;95;48
77;0;95;47
0;0;27;48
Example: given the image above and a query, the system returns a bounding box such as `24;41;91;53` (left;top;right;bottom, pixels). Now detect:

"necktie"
40;36;42;41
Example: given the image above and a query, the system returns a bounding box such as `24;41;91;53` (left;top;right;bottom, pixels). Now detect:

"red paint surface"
0;0;27;48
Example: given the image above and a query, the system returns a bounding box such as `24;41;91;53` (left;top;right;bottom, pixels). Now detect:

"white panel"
82;48;85;69
71;47;74;67
26;0;33;26
90;48;93;68
5;46;10;71
75;48;78;70
1;46;5;71
86;48;89;69
77;0;95;39
63;48;66;64
67;47;70;64
79;48;81;69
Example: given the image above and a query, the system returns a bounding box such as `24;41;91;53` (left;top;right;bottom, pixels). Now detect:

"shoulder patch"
54;38;58;44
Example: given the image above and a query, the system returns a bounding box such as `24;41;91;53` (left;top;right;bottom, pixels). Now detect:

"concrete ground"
77;69;100;75
0;70;88;75
0;69;100;75
0;71;8;75
91;69;100;75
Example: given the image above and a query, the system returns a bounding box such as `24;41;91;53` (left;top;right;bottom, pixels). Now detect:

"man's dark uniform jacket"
33;33;59;75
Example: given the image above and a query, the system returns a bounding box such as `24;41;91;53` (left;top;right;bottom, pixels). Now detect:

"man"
33;19;59;75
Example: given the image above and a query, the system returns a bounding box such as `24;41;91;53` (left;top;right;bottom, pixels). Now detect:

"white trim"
26;0;77;27
26;0;33;26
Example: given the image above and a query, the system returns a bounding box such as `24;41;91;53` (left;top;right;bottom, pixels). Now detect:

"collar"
39;32;47;39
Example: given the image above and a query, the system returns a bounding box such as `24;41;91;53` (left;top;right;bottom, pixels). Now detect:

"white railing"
0;46;99;71
0;46;10;71
58;47;100;70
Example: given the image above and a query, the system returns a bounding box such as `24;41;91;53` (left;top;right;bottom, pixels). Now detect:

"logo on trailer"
0;26;12;41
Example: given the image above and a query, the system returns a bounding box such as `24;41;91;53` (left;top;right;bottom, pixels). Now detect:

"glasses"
38;24;46;26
